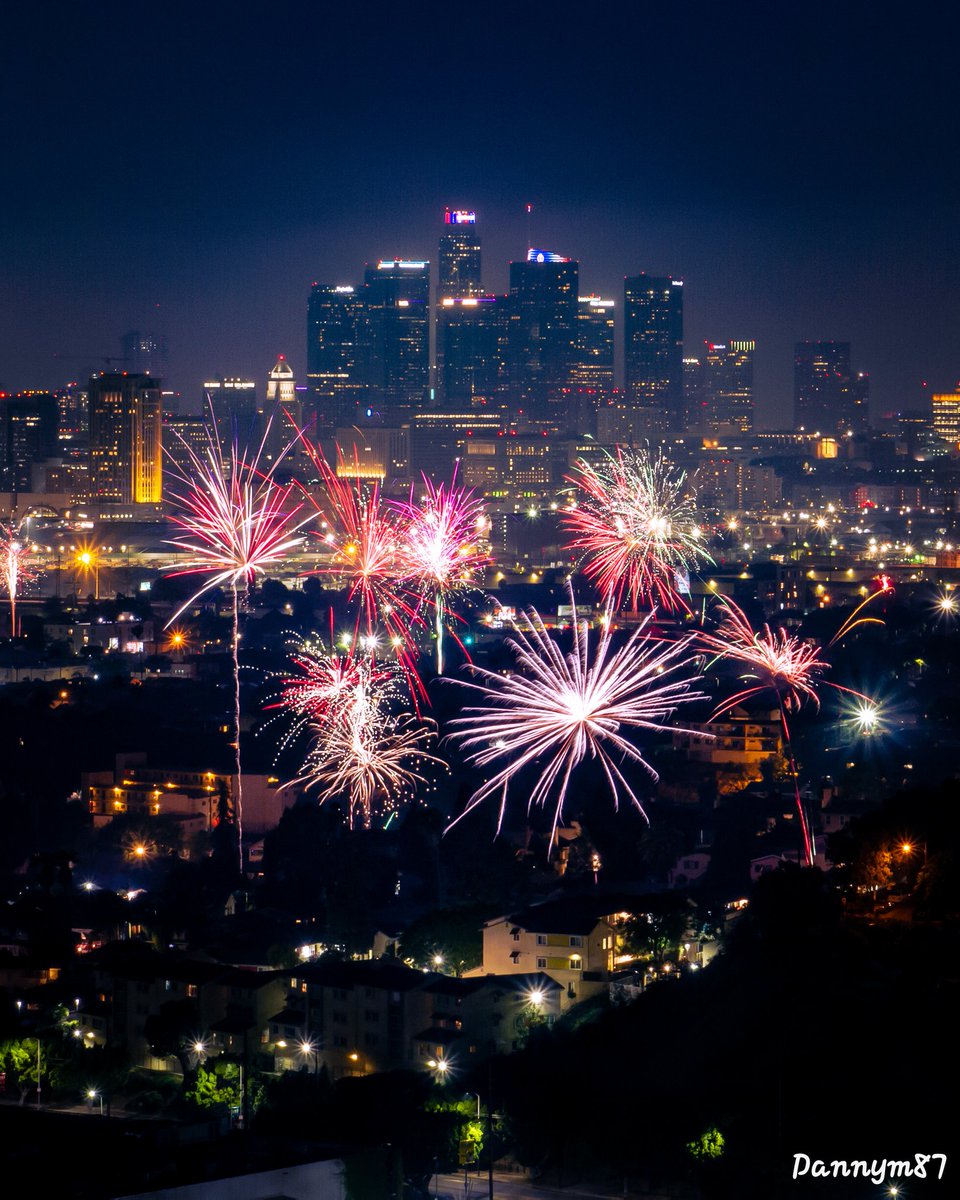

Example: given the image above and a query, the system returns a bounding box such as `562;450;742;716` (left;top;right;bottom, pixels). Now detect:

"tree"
184;1062;242;1112
398;905;486;974
622;896;693;967
0;1038;45;1105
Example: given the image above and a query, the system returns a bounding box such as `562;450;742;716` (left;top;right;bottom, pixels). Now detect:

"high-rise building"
436;295;505;406
203;376;259;450
571;297;615;391
362;260;430;412
121;331;168;381
263;356;302;473
307;283;369;425
623;274;684;435
87;372;163;505
163;413;209;479
438;209;482;300
794;342;868;434
698;341;755;435
931;393;960;446
0;392;58;491
506;249;579;418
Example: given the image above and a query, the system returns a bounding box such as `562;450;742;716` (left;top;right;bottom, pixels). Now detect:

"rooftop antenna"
525;202;533;252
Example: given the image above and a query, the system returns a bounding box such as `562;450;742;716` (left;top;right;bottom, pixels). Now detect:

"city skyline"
2;3;959;424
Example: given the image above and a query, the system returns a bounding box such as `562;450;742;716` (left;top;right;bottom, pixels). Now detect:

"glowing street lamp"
75;546;100;600
86;1088;104;1116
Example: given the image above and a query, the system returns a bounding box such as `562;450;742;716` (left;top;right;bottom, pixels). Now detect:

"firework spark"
446;590;708;846
0;520;36;637
563;447;712;611
393;473;490;673
289;650;441;829
165;423;312;870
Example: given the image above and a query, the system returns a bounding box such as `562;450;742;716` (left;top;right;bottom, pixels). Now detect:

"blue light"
527;247;568;263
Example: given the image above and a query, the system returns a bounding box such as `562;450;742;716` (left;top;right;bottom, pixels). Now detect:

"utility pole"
487;1057;494;1200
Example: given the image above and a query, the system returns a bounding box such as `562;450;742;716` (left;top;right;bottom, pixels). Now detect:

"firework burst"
446;589;709;846
296;440;427;696
698;596;876;865
0;520;37;637
393;472;490;673
165;423;312;870
289;649;441;829
563;447;712;611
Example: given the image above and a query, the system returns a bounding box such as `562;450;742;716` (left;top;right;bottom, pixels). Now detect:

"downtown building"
794;341;869;435
623;273;684;436
686;340;756;436
505;248;580;426
86;371;163;516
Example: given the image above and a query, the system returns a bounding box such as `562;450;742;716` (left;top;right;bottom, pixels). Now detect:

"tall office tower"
794;342;867;434
567;296;615;433
307;283;369;426
362;260;430;413
851;371;870;432
438;209;482;300
683;356;703;432
571;297;615;390
931;393;960;445
121;330;169;381
263;355;303;473
436;295;505;406
55;382;89;442
203;376;259;451
0;392;58;490
87;372;163;505
699;341;755;436
163;413;209;478
623;274;684;435
506;248;579;419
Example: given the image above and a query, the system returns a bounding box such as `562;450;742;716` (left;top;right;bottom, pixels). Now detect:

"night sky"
2;1;958;425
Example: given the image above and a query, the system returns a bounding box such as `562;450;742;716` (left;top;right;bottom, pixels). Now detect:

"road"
430;1172;679;1200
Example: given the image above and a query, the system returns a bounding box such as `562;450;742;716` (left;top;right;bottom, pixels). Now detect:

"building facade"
623;274;684;434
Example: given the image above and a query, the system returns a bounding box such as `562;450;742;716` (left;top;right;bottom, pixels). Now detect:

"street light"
299;1039;320;1075
427;1058;450;1078
87;1088;104;1116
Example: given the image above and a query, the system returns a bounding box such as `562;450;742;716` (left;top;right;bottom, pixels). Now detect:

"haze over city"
3;2;959;422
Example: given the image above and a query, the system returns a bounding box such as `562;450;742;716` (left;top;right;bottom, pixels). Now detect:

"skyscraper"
87;372;162;505
306;283;369;425
571;297;615;391
362;260;430;413
263;355;302;473
436;295;505;406
438;209;481;300
203;375;259;450
794;342;868;434
121;331;168;380
931;393;960;445
506;248;579;418
623;274;684;435
698;341;755;435
0;392;58;491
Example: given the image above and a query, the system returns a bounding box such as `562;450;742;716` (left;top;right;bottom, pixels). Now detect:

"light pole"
87;1088;104;1116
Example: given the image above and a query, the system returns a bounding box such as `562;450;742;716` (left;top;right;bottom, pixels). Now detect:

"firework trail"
393;472;490;674
563;447;712;612
698;596;878;866
0;520;37;637
165;423;312;870
446;588;708;847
